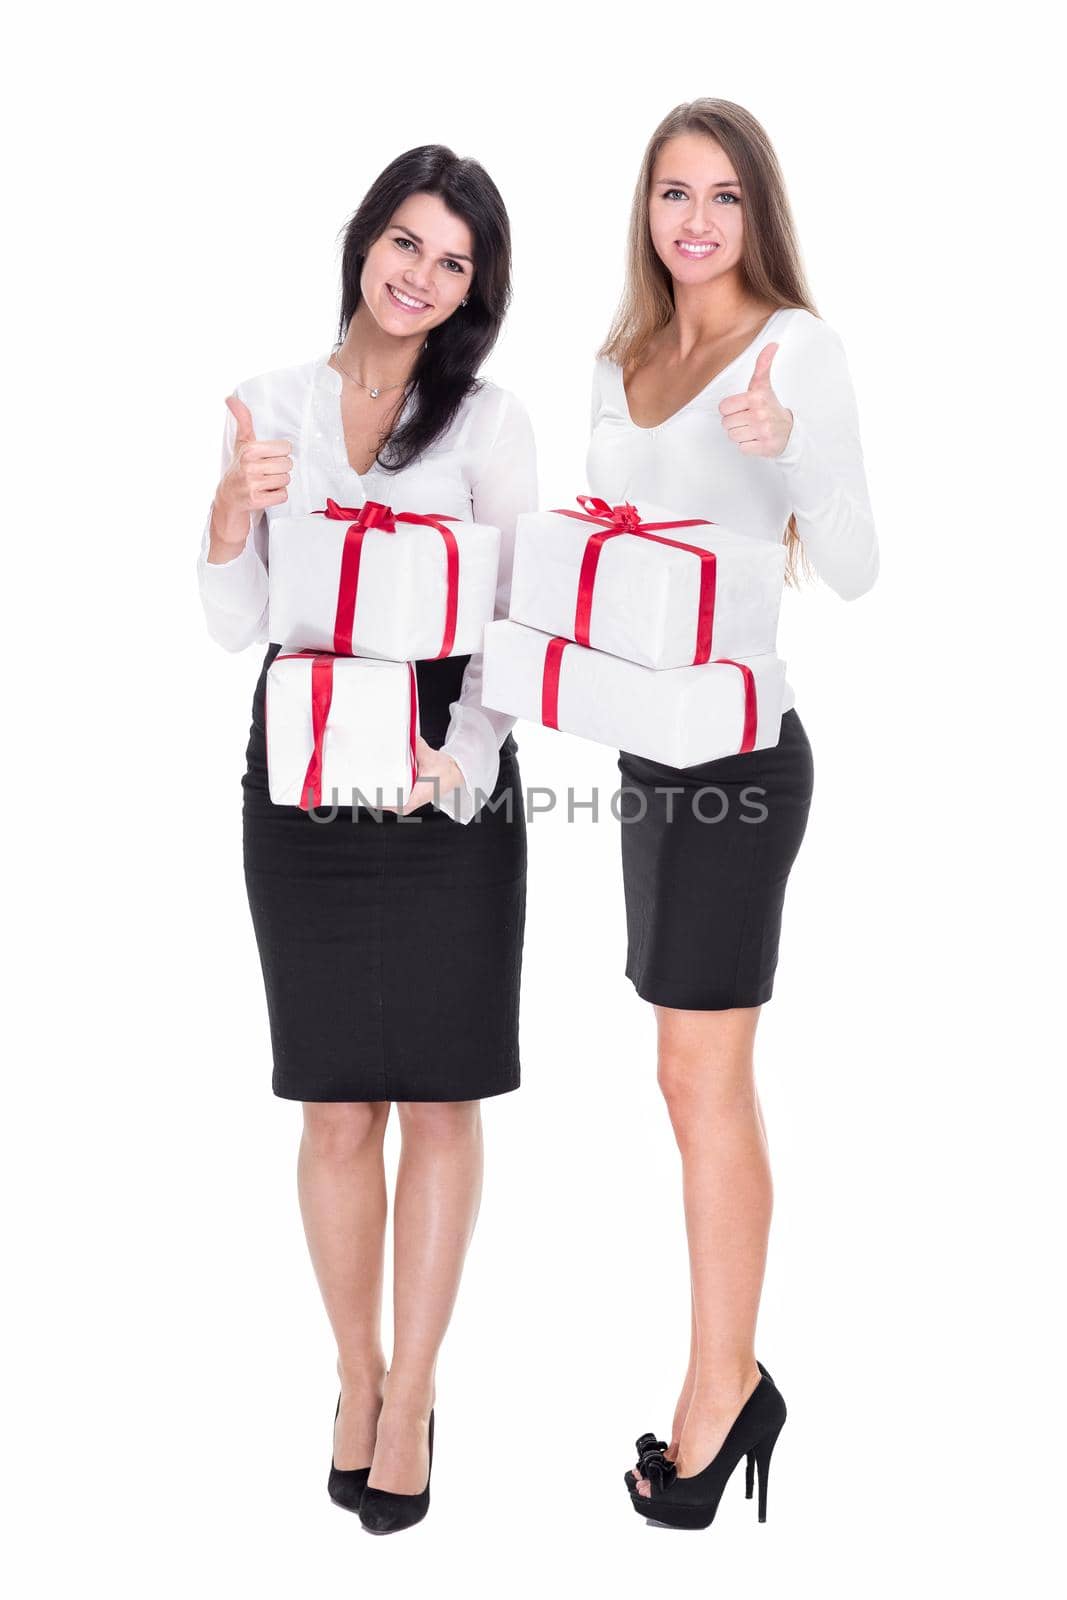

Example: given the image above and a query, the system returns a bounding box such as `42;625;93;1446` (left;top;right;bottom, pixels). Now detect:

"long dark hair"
336;144;513;473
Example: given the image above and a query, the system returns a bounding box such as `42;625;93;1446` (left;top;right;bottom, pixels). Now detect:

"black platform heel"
626;1364;786;1529
624;1359;775;1497
327;1393;372;1513
359;1409;434;1535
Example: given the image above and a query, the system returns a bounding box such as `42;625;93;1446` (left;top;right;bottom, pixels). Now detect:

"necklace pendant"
369;387;380;399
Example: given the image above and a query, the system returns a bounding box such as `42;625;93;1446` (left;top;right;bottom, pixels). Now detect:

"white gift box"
268;499;501;660
482;619;785;767
508;496;785;669
265;649;419;809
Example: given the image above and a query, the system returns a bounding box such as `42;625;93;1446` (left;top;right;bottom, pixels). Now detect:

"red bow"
312;498;461;659
550;494;719;663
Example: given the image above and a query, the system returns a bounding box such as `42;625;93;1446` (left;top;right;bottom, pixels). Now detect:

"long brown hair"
336;144;513;473
599;98;818;587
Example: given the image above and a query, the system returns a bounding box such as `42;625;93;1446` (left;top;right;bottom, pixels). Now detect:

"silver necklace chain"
331;341;425;400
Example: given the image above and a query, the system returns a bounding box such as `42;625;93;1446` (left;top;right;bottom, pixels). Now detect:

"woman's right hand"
209;395;292;552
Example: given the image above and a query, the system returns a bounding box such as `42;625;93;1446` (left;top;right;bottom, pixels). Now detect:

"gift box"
508;494;785;669
268;498;501;660
481;619;785;767
265;649;419;810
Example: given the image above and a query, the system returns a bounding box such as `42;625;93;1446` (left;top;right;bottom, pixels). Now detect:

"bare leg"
635;1005;768;1497
368;1099;484;1494
666;1290;698;1461
658;1074;768;1462
298;1101;391;1469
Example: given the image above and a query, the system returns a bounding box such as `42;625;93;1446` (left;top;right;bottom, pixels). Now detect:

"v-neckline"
617;308;787;433
320;347;412;482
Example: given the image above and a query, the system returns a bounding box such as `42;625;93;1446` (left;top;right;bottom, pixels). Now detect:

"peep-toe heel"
626;1363;786;1530
625;1359;775;1499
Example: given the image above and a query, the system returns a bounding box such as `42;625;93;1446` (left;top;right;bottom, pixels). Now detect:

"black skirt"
242;643;527;1102
616;708;814;1010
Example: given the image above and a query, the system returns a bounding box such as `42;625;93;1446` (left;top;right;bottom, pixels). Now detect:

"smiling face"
648;132;746;285
360;190;475;337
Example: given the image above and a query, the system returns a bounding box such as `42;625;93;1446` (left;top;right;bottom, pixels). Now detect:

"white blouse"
197;347;539;823
587;306;879;715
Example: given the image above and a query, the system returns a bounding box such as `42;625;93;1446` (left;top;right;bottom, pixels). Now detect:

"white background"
6;2;1063;1595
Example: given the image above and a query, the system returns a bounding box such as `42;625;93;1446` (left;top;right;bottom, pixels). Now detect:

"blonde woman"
587;99;878;1529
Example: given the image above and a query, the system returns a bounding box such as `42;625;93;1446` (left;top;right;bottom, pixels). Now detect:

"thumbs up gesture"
211;394;293;548
717;343;794;458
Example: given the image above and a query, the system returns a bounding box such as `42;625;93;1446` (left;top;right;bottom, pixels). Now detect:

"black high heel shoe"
359;1409;434;1535
626;1363;786;1529
327;1393;372;1513
624;1359;775;1497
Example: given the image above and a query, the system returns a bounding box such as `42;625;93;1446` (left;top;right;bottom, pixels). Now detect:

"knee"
656;1044;755;1143
656;1048;703;1129
396;1099;482;1148
301;1100;389;1163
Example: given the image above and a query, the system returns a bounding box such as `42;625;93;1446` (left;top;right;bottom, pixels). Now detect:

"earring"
460;297;469;307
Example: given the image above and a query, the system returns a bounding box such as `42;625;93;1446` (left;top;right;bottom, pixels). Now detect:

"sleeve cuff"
197;510;258;612
196;504;269;652
197;538;259;615
436;719;504;825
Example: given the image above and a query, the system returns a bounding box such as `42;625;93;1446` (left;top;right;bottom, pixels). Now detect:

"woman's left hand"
718;342;794;458
383;735;465;816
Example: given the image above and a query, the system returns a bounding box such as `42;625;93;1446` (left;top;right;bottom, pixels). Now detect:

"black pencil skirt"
241;643;527;1102
616;707;814;1010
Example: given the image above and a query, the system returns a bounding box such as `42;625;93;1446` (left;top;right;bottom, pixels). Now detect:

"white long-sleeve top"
197;347;539;822
586;306;878;715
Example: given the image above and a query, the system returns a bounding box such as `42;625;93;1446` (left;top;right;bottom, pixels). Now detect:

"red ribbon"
541;636;570;729
540;639;758;754
312;498;461;659
712;658;759;753
273;650;418;810
550;494;719;664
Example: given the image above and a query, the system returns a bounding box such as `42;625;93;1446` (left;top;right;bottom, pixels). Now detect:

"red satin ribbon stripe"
711;658;759;753
540;636;570;730
312;498;461;659
539;639;759;754
303;655;334;810
273;650;418;810
550;494;720;664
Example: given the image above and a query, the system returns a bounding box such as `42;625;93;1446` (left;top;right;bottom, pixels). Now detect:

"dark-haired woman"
196;147;536;1534
587;100;879;1527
